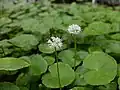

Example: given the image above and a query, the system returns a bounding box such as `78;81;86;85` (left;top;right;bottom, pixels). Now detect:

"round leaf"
0;17;12;26
88;46;102;53
29;54;48;76
110;33;120;40
19;87;29;90
74;73;87;86
74;66;88;86
38;44;55;54
20;19;49;34
70;87;85;90
44;56;55;65
117;64;120;76
97;82;117;90
105;41;120;54
42;62;75;88
16;73;31;86
9;34;39;51
0;82;20;90
83;22;111;35
0;57;30;71
83;51;117;85
58;49;82;67
70;87;92;90
118;77;120;89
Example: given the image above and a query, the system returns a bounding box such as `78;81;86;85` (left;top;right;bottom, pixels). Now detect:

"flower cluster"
67;24;81;34
47;24;82;49
47;37;63;49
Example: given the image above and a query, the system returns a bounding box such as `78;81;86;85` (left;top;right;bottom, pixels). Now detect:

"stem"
73;36;77;70
55;48;62;90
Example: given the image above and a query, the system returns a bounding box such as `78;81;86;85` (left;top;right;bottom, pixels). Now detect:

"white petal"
67;24;81;34
47;37;63;49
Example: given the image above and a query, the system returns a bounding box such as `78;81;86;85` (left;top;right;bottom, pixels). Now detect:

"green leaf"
110;33;120;40
117;64;120;76
9;34;39;51
10;11;25;18
118;77;120;89
82;12;94;23
62;15;73;25
29;54;48;76
0;17;12;26
39;84;51;90
0;40;13;56
0;27;12;35
38;44;55;54
0;57;30;71
74;73;87;86
42;16;54;28
58;49;87;67
107;12;120;22
44;56;55;65
20;18;39;32
105;41;120;54
0;82;20;90
20;18;49;34
83;51;117;85
69;2;79;15
58;49;75;67
93;11;106;22
42;62;75;88
16;73;31;86
70;87;93;90
19;87;29;90
97;82;117;90
76;50;88;60
0;40;12;47
0;70;18;75
94;40;120;54
111;23;120;33
83;22;111;35
88;46;102;53
74;66;88;86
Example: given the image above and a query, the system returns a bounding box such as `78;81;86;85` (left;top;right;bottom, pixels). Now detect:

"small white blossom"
47;37;63;49
68;24;81;34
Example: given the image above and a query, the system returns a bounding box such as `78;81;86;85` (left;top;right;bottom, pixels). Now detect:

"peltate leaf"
83;22;111;35
58;49;82;67
97;82;117;90
44;56;55;65
74;66;88;86
0;57;30;71
38;44;55;54
0;82;20;90
9;34;39;51
110;33;120;40
29;54;48;76
0;17;11;26
42;62;75;88
83;51;117;85
70;87;93;90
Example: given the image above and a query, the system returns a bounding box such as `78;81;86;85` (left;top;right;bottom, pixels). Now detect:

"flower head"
47;37;63;49
68;24;81;34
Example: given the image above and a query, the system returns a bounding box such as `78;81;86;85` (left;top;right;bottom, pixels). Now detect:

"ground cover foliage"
0;1;120;90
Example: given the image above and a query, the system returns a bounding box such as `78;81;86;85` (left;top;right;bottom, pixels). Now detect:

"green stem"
55;48;62;90
73;36;77;70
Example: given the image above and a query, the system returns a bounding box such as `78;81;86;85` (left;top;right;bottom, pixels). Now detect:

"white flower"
47;37;63;49
68;24;81;34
